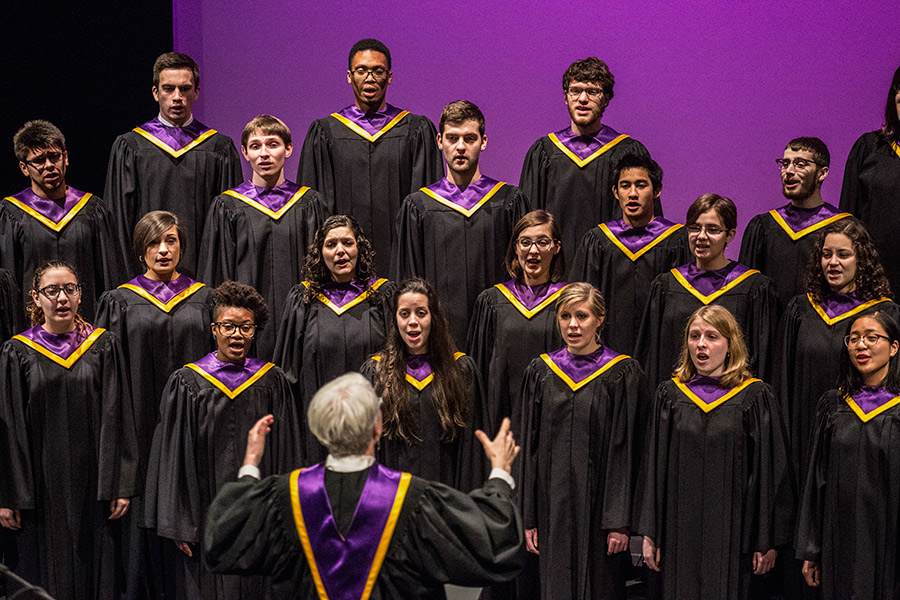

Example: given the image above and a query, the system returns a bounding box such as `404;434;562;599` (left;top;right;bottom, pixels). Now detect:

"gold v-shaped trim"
548;132;630;168
306;279;388;315
132;127;218;158
674;377;760;413
13;328;105;369
891;141;900;161
420;182;506;218
331;111;410;142
3;192;92;232
808;294;890;326
371;352;465;391
224;187;310;220
494;283;570;319
599;222;683;262
768;210;850;241
671;268;760;304
185;362;274;399
541;352;629;391
845;392;900;423
118;282;206;313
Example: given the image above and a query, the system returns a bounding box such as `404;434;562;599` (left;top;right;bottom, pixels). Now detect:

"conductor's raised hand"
243;414;274;468
475;417;520;474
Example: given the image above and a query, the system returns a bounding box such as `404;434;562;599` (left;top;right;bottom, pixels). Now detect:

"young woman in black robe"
638;305;792;600
522;283;645;600
796;309;900;599
636;194;777;387
840;65;900;294
96;211;214;600
143;281;301;600
0;260;138;600
362;278;486;493
274;214;394;464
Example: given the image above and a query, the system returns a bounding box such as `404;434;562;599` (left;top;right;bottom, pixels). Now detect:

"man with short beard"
739;137;851;312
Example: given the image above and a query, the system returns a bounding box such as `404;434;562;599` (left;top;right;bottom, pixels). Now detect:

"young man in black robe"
740;137;850;313
204;372;525;600
298;38;443;274
2;120;122;322
104;52;242;278
569;154;688;355
519;57;656;256
393;101;528;349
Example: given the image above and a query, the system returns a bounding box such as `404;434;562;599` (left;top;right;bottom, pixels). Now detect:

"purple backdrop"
173;0;899;257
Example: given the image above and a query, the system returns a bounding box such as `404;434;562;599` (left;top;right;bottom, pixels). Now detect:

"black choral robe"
273;279;393;463
0;268;22;341
840;131;900;293
0;328;138;600
795;388;900;600
635;263;778;387
198;182;328;361
0;187;123;321
569;217;689;355
521;347;645;600
298;106;443;273
518;126;656;256
393;177;528;349
636;378;793;600
738;203;851;313
361;353;487;493
143;356;302;600
104;118;242;278
204;469;524;599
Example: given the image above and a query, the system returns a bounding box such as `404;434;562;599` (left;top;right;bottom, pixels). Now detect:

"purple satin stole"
191;352;267;390
406;353;433;380
546;345;621;383
774;202;844;231
294;463;404;599
139;117;212;151
424;176;502;211
9;187;88;223
675;261;750;296
335;104;404;136
503;279;568;310
321;278;375;308
818;292;865;320
17;324;92;359
553;124;622;160
684;374;730;404
229;180;304;212
127;274;197;303
604;217;680;254
851;385;899;414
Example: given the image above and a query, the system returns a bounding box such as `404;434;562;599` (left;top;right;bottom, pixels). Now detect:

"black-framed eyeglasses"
686;224;726;236
24;151;64;169
844;333;891;347
36;283;81;299
351;67;388;81
214;322;257;338
517;237;556;250
566;86;604;100
776;157;820;171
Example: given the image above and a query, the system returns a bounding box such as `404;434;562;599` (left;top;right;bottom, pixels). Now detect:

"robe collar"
406;353;432;383
674;261;752;297
673;374;760;412
333;104;408;140
135;116;216;152
321;278;376;308
541;345;628;391
769;202;849;239
547;124;630;167
499;279;569;311
5;187;92;231
807;293;890;326
845;385;900;422
125;274;197;303
13;324;105;368
325;455;376;473
225;180;307;213
600;217;683;259
187;352;271;395
421;176;506;214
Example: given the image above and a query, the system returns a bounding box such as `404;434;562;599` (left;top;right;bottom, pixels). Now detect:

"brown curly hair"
805;219;892;304
373;278;470;442
302;215;378;304
28;260;92;339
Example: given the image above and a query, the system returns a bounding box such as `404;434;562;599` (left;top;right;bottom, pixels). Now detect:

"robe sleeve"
455;355;490;493
409;116;443;191
465;289;499;431
745;273;778;381
265;368;304;473
272;285;309;410
97;332;140;500
217;140;244;193
94;291;122;337
392;193;426;282
0;269;22;341
737;214;766;271
89;198;128;292
197;196;240;287
839;133;871;220
774;295;804;425
298;120;337;214
0;208;27;326
0;341;34;509
634;274;669;386
520;359;545;529
103;135;144;277
518;139;550;211
666;229;691;269
568;228;603;285
633;381;676;546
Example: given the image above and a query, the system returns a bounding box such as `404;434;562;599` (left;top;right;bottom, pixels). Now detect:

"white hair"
308;372;379;457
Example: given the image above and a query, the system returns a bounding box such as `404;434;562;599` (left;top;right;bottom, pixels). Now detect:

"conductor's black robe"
393;176;528;349
103;117;243;278
204;466;524;599
522;346;646;600
273;278;393;464
518;125;656;256
636;377;793;600
298;104;443;273
569;217;689;355
143;353;302;600
0;326;138;600
198;181;328;360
